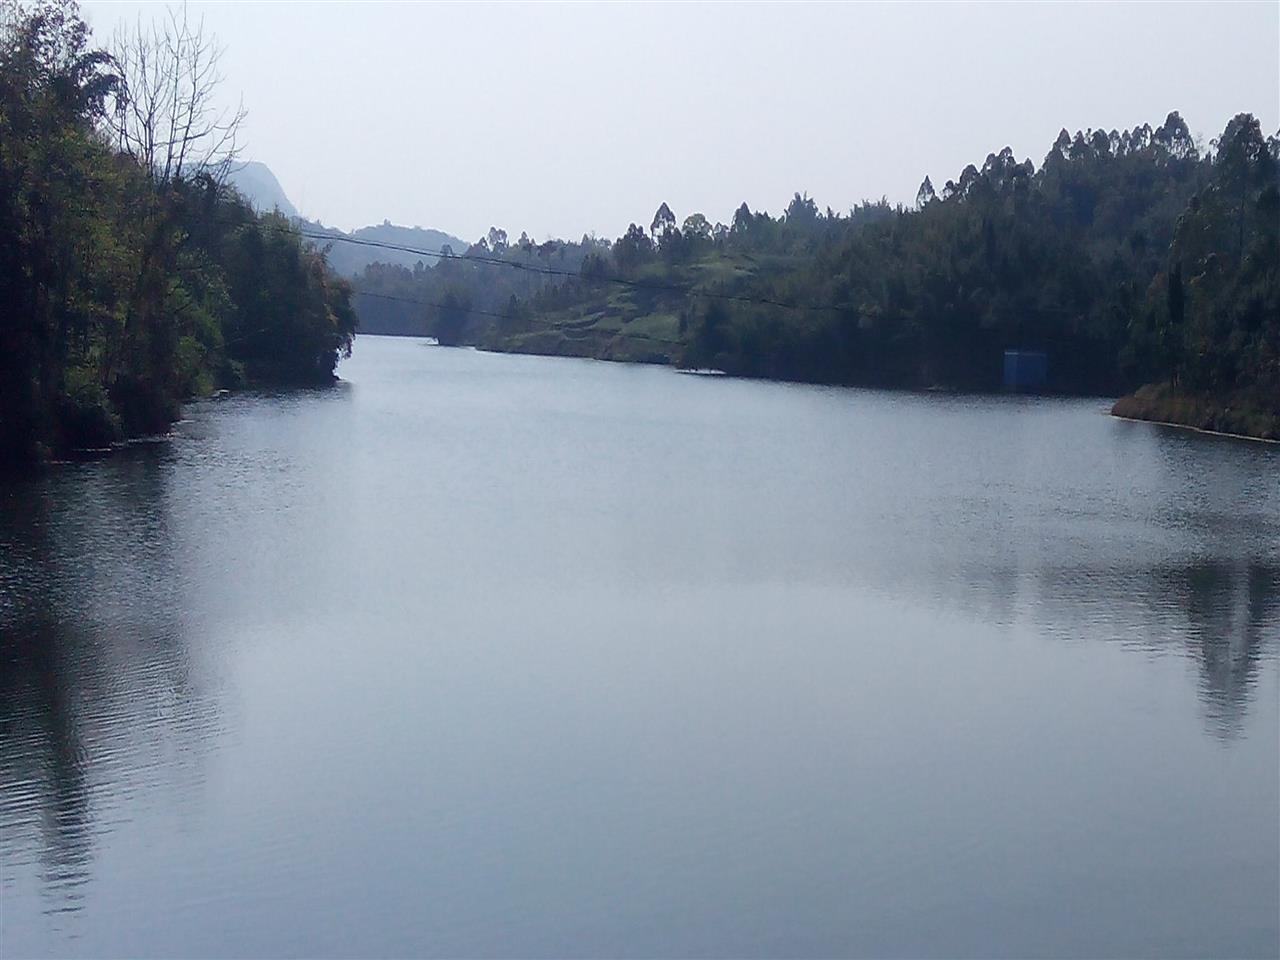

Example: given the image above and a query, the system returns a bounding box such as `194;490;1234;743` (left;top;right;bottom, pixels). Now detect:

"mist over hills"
308;221;470;277
226;161;300;219
226;161;465;277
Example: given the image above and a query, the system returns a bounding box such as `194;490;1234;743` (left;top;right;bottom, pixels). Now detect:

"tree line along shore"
354;112;1278;440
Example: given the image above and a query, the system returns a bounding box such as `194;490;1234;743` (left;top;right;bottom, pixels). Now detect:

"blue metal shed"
1003;350;1048;391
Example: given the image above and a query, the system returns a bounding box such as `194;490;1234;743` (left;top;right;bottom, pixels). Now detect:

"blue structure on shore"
1003;350;1048;391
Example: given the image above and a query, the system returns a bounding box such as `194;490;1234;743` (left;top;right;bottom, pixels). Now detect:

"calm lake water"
2;335;1278;959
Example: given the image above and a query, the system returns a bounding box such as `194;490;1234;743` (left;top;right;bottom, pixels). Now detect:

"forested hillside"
0;2;356;469
353;112;1278;436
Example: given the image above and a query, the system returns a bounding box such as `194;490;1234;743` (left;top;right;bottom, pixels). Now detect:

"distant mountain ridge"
302;220;468;277
227;161;299;219
225;161;465;277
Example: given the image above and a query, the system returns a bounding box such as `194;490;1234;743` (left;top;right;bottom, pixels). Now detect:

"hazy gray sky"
84;1;1278;243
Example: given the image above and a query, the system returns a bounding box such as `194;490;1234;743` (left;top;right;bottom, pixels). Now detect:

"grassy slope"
481;253;770;364
1112;383;1280;441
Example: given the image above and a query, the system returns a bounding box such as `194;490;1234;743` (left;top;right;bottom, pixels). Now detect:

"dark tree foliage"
1149;115;1279;403
432;290;472;347
0;2;355;469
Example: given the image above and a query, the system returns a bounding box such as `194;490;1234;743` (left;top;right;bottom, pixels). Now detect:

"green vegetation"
1112;384;1279;441
1115;113;1279;439
353;113;1278;437
0;1;356;470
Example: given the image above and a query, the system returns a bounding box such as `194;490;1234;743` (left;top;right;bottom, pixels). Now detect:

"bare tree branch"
105;2;245;185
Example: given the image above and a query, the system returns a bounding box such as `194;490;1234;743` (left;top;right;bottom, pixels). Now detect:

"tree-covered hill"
352;112;1278;437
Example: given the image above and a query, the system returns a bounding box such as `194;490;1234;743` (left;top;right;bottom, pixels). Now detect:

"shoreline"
418;335;1124;403
5;375;345;475
1110;384;1279;443
468;336;1122;401
1110;413;1280;445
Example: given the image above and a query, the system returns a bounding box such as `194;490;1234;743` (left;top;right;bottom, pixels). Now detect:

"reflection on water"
1019;559;1279;740
1179;562;1278;740
1;615;94;916
0;453;220;925
1;338;1276;958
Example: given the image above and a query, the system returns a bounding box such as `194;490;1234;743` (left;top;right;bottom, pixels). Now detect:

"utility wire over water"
288;225;845;314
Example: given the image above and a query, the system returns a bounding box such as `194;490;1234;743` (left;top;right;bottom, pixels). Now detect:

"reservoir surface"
2;335;1277;958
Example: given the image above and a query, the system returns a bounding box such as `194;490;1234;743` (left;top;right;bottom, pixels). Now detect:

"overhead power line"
286;223;844;315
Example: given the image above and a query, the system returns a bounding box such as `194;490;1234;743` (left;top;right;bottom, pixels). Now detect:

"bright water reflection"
1;336;1277;958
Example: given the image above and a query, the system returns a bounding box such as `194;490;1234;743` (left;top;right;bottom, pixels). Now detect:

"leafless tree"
107;4;246;184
